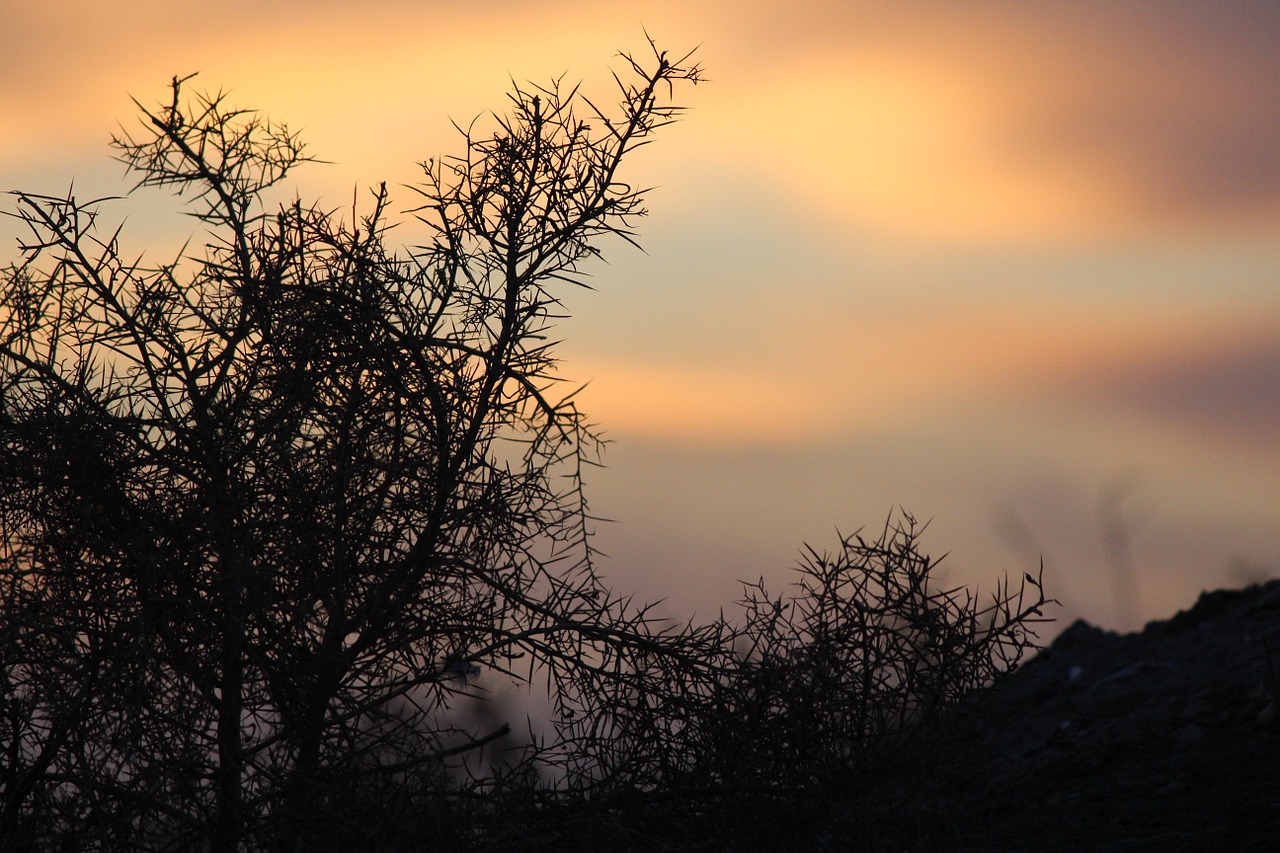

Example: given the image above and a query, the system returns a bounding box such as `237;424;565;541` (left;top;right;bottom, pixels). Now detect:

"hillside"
825;578;1280;850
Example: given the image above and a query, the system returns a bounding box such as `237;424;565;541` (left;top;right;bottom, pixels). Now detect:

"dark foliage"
0;42;1051;852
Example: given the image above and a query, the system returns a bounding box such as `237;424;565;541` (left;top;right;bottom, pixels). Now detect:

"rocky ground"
827;578;1280;851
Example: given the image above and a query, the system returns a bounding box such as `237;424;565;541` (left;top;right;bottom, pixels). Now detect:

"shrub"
716;511;1050;783
491;512;1051;851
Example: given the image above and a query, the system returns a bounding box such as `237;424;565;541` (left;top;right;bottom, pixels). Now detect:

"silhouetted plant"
0;41;722;852
492;512;1051;851
1;40;1052;853
716;512;1050;781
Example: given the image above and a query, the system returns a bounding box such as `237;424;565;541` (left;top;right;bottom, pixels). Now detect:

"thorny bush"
0;40;1052;852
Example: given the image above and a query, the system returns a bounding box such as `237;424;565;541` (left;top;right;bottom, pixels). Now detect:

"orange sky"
4;1;1278;633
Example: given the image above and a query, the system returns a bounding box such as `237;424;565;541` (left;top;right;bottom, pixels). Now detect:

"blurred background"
4;1;1277;637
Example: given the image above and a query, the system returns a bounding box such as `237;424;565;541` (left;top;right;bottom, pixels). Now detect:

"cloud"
984;3;1280;234
1056;325;1280;450
661;1;1280;245
569;360;831;445
9;1;1280;246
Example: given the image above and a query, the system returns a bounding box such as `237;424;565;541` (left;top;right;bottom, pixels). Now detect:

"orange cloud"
570;292;1279;450
11;2;1280;246
569;360;824;445
640;2;1280;246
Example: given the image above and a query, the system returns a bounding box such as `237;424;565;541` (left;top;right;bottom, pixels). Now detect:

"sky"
3;0;1278;636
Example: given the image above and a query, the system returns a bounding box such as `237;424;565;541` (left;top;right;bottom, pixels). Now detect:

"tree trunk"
213;615;245;853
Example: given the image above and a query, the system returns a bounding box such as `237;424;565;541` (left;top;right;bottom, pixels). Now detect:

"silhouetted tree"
1;42;720;851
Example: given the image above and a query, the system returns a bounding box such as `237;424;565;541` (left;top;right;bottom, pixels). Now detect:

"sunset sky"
4;1;1277;634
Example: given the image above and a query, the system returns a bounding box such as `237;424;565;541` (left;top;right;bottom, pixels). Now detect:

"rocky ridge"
837;578;1280;850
